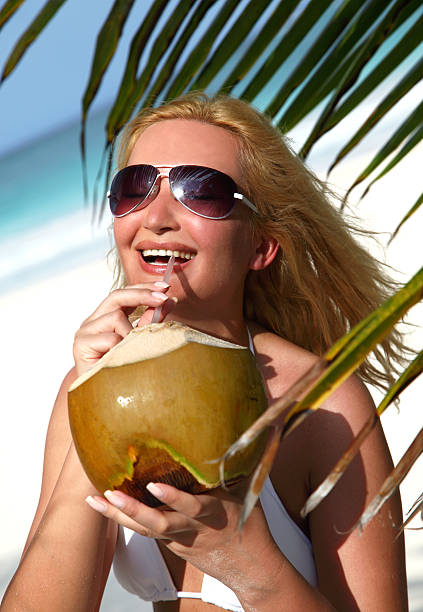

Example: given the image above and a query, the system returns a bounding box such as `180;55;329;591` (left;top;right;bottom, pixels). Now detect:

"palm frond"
357;428;423;531
301;351;423;517
0;0;25;31
298;0;419;159
80;0;135;200
275;0;418;132
239;0;334;104
217;0;301;94
328;55;423;176
221;267;423;524
1;0;67;82
390;191;423;244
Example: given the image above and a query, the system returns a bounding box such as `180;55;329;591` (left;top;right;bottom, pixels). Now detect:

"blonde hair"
110;92;407;391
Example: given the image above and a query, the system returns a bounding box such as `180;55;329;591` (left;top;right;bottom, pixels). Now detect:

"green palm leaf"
217;0;301;94
390;191;423;243
189;0;273;92
343;98;423;201
106;0;212;144
141;0;216;113
221;266;423;526
275;0;418;132
103;0;169;145
80;0;135;199
1;0;67;82
163;0;240;101
361;124;423;201
298;0;419;159
265;0;364;118
238;0;334;104
301;351;423;517
0;0;25;31
321;13;423;141
328;55;423;175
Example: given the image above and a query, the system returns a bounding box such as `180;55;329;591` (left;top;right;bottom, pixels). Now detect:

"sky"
0;0;284;156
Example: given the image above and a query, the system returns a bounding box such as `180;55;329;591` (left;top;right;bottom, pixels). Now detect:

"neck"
165;312;250;347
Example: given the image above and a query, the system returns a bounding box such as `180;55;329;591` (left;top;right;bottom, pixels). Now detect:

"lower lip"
138;253;194;275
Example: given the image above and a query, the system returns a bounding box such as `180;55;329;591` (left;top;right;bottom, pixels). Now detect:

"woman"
2;93;408;611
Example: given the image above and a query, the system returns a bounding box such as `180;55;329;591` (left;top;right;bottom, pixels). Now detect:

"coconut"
68;321;267;506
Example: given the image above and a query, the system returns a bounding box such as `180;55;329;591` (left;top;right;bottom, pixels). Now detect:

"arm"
306;375;407;611
1;369;117;612
2;282;173;611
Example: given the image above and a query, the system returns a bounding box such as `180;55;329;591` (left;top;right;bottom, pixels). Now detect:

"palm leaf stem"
390;191;423;244
357;427;423;531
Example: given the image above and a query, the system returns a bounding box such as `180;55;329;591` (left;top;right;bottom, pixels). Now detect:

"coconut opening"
69;321;246;392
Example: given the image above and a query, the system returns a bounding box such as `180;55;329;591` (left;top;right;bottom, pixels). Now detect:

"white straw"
151;254;175;323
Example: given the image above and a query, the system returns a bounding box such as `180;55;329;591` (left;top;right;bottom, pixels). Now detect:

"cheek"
113;218;135;250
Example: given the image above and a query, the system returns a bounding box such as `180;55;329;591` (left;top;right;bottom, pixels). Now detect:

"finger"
138;296;178;326
73;331;124;374
85;492;195;538
85;495;159;537
145;483;221;522
86;286;170;321
78;308;133;338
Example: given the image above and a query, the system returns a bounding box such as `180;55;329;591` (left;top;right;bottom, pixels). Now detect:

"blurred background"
1;1;422;609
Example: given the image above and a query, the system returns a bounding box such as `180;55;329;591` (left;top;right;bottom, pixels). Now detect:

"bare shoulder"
248;319;376;424
247;320;318;400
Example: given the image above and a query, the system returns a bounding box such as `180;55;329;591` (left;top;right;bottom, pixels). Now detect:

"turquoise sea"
0;108;112;294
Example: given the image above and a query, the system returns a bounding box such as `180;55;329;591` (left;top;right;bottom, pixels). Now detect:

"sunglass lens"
170;166;236;219
109;165;157;216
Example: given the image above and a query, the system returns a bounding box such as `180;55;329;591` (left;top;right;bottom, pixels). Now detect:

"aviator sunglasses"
108;164;258;220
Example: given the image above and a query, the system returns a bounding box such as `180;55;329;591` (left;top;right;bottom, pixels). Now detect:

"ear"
249;236;279;271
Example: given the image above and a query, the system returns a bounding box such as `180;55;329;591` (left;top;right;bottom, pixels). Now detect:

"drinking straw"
151;254;175;323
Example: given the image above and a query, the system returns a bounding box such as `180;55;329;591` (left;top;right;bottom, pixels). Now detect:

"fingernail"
85;495;107;513
171;297;178;304
152;292;168;302
154;281;170;289
146;483;165;499
104;490;126;509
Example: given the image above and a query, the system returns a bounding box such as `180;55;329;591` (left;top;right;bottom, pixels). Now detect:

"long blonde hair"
111;92;407;391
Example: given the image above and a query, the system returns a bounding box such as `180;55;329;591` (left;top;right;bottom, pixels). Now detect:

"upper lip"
135;241;197;254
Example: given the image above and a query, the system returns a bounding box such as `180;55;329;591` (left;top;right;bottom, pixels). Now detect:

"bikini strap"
246;327;254;354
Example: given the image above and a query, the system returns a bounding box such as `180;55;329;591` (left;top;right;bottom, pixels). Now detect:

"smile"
140;248;196;266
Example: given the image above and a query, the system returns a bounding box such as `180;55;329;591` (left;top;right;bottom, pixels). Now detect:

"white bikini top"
112;329;317;610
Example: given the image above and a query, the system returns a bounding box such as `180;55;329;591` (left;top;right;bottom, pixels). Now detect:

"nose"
142;176;180;234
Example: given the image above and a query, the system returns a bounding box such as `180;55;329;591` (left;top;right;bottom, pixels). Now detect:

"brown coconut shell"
68;321;267;506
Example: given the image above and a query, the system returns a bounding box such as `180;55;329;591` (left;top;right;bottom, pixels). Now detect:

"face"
113;119;273;323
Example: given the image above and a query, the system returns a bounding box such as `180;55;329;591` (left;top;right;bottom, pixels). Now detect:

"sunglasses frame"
108;164;258;220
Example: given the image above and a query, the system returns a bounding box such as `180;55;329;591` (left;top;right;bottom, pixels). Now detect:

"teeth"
141;249;195;260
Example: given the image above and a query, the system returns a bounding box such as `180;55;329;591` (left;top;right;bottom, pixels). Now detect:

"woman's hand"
73;282;176;376
85;483;280;590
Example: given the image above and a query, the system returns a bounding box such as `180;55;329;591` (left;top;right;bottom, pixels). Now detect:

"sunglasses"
108;164;258;220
